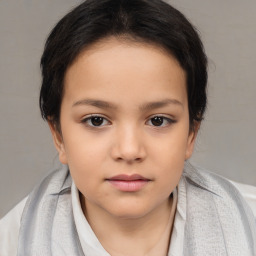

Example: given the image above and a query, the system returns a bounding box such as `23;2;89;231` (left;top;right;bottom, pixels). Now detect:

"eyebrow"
139;98;183;111
72;98;183;110
72;99;117;109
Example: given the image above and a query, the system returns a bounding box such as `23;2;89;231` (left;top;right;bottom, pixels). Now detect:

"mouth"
106;174;151;192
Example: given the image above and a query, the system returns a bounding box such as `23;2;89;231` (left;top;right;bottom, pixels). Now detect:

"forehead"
63;37;187;109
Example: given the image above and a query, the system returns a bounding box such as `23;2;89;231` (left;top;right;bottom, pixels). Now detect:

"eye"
81;115;110;127
146;116;175;127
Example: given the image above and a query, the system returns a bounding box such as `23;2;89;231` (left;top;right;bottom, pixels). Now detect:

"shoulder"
182;163;256;253
0;165;70;256
229;179;256;216
184;162;256;217
0;196;28;256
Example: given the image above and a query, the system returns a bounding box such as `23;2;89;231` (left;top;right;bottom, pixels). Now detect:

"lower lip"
107;180;149;192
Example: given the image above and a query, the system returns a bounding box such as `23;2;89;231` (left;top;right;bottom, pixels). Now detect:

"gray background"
0;0;255;217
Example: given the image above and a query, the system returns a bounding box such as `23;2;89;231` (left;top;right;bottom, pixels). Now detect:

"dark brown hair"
40;0;208;129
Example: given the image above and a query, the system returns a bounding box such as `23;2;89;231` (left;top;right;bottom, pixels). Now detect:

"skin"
49;37;198;255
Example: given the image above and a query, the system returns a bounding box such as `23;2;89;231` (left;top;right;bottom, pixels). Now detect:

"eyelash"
146;116;176;127
81;115;111;127
81;114;176;128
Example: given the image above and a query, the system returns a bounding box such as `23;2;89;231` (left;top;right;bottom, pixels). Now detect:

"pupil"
91;117;103;126
151;116;163;126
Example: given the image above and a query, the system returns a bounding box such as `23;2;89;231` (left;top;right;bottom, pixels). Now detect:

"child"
1;0;256;255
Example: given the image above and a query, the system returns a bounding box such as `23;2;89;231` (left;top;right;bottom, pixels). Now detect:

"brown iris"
151;116;164;126
91;116;104;126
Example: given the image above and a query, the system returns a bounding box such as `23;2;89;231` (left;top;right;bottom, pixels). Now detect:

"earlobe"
48;121;68;164
185;122;200;160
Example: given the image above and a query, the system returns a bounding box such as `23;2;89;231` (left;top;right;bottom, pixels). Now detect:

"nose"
110;125;146;163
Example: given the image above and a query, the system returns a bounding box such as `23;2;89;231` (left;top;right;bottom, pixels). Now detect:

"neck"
80;194;175;256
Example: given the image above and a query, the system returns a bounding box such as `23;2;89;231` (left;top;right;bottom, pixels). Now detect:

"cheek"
152;148;185;200
148;125;189;184
63;122;109;157
150;128;190;164
61;129;111;181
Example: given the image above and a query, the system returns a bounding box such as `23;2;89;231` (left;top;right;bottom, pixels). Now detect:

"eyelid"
81;114;111;127
80;114;176;128
81;113;108;121
146;114;176;126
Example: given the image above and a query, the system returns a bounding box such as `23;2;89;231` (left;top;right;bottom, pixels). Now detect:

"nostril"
115;156;143;163
135;157;142;162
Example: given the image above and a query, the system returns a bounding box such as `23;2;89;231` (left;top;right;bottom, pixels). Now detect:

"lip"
106;174;151;192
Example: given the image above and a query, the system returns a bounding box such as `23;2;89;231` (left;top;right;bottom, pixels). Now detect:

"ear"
185;122;200;160
48;121;68;164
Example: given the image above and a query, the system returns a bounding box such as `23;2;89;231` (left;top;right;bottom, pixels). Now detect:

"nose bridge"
111;123;146;162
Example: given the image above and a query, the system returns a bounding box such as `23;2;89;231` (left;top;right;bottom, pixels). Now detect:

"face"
50;37;197;220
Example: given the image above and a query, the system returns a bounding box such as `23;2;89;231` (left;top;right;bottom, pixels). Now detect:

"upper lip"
107;174;150;181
